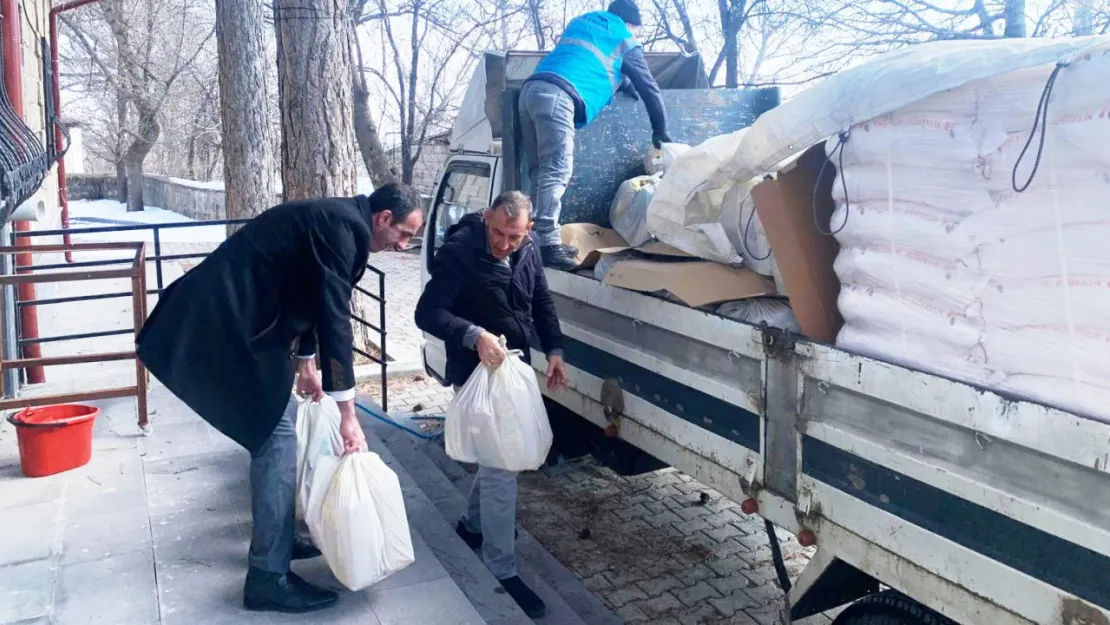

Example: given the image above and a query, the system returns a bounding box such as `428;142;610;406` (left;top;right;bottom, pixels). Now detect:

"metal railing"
9;219;389;411
0;240;149;429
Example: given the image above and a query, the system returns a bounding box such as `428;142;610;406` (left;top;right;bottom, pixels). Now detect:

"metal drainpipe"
52;0;102;265
2;0;44;384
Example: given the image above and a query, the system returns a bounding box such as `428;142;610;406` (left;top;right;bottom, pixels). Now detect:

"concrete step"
362;402;621;625
359;418;533;625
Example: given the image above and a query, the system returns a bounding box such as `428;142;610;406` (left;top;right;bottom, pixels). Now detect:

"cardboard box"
603;260;776;308
750;143;843;343
560;224;688;270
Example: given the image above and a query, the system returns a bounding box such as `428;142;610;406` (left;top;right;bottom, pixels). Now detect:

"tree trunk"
216;0;277;230
350;31;397;188
115;92;129;202
274;0;375;359
122;108;160;212
1003;0;1027;37
718;0;739;87
274;0;358;202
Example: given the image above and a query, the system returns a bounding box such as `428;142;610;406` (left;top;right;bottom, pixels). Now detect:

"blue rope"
355;401;445;440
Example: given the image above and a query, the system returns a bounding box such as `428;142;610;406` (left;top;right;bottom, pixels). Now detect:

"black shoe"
456;521;518;550
243;567;338;614
541;244;579;271
292;535;321;560
500;575;546;618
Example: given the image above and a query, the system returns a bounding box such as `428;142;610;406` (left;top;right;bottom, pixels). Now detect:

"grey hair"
490;190;532;220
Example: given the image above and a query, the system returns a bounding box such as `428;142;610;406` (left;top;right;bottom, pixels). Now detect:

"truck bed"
531;269;1110;624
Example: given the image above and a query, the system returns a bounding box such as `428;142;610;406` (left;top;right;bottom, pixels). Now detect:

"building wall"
387;138;451;197
17;0;60;229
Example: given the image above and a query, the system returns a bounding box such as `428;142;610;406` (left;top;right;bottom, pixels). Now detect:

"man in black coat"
414;190;567;618
136;183;423;614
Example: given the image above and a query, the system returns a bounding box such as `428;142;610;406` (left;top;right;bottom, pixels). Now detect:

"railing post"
152;226;163;292
379;270;387;412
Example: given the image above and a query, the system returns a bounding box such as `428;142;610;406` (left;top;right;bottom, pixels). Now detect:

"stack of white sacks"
831;49;1110;422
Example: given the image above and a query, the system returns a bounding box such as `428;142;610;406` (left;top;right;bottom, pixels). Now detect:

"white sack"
645;131;748;264
982;325;1110;383
833;246;983;311
610;174;660;247
837;284;982;350
446;351;553;471
295;398;343;524
836;324;994;385
313;452;415;591
703;36;1110;194
979;276;1110;329
716;298;800;333
831;201;976;264
721;184;779;277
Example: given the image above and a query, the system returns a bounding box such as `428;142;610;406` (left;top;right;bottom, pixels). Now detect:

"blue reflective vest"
533;11;640;127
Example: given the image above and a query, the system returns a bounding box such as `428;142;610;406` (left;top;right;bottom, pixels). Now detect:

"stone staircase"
357;394;621;625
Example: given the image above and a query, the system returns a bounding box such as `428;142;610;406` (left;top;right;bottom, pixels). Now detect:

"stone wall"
65;173;281;222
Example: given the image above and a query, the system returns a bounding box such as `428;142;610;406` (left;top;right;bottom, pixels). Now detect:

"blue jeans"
248;397;298;573
519;80;576;248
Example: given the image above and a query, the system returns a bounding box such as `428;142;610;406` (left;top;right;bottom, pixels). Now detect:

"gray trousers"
248;397;298;573
462;466;520;581
454;385;519;580
519;80;577;248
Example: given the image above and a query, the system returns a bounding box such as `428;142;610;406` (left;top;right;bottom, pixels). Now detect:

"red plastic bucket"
8;404;99;478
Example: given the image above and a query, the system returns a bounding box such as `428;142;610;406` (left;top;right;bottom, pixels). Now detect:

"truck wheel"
831;590;959;625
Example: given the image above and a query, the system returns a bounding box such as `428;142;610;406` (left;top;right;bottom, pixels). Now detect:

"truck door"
420;155;498;381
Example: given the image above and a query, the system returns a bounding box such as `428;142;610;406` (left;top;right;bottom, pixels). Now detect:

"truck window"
429;162;492;255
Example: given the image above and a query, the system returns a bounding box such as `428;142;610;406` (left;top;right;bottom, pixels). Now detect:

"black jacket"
136;197;372;453
415;214;563;387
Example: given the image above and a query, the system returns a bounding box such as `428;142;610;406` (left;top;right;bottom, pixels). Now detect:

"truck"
418;50;1110;625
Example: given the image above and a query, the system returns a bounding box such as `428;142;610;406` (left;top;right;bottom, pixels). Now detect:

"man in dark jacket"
414;191;567;618
522;0;672;270
136;183;423;614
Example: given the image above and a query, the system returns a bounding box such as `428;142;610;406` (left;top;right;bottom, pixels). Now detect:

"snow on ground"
67;199;227;243
164;176;377;196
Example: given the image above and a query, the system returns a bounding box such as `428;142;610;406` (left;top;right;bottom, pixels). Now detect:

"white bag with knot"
294;397;343;523
310;451;415;591
445;349;553;471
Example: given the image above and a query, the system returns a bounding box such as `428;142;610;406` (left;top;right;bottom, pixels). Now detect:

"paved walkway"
0;383;486;625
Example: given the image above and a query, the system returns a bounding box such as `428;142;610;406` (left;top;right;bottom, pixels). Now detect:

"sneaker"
499;575;546;618
455;521;518;550
541;244;579;271
243;567;338;614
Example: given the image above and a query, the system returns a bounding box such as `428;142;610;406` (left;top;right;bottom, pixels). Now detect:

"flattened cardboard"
560;224;691;270
603;260;776;308
750;143;843;343
561;224;628;270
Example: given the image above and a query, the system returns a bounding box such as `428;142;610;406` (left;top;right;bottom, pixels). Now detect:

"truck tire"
831;590;959;625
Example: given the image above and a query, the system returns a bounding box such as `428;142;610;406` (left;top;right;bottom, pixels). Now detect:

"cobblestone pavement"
362;375;841;625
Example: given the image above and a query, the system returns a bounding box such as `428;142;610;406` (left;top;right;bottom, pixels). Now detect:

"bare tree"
815;0;1109;46
350;0;400;187
365;0;508;186
216;0;278;223
60;0;215;211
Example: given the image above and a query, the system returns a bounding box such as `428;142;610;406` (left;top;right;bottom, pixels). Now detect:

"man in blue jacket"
521;0;672;270
414;191;568;618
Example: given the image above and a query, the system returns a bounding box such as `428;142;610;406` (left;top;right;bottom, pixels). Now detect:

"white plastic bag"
643;143;690;175
294;397;343;523
610;174;660;247
445;350;553;471
311;451;415;591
